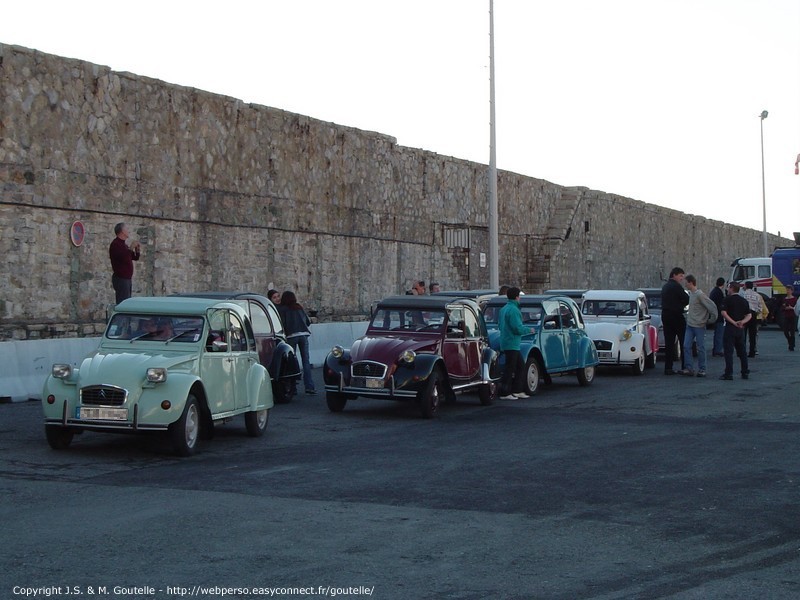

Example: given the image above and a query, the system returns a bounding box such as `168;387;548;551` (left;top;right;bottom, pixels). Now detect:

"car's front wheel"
478;380;497;406
524;356;541;395
577;365;595;386
632;347;645;375
245;408;269;437
418;370;443;418
326;392;348;413
45;425;74;450
170;394;201;456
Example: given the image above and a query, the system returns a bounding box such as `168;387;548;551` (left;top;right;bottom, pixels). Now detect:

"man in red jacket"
109;222;141;304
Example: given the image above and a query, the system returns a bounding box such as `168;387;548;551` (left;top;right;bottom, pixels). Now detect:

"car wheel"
418;370;442;418
632;348;645;375
478;380;497;406
645;351;656;369
45;425;74;450
523;356;541;396
577;365;595;386
272;380;294;404
326;392;348;413
245;408;269;437
170;394;200;457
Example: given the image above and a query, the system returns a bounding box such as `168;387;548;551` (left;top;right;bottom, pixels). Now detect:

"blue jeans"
712;321;724;354
288;335;315;392
683;325;706;372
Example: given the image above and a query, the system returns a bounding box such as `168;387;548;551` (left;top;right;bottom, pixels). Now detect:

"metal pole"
488;0;499;290
760;110;768;257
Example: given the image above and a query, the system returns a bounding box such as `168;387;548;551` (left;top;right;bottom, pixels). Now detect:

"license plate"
597;351;612;359
351;377;384;389
77;407;128;421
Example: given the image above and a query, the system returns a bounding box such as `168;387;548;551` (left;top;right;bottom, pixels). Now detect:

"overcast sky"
3;0;799;235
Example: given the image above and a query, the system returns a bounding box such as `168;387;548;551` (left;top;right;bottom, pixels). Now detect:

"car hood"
350;335;440;363
584;322;638;339
77;349;197;388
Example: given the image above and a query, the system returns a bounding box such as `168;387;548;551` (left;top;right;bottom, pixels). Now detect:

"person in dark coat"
720;281;751;380
660;267;689;375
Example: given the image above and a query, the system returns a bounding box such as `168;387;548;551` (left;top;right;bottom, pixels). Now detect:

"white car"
580;290;659;375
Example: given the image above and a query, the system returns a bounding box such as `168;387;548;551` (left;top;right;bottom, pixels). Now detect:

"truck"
730;237;800;323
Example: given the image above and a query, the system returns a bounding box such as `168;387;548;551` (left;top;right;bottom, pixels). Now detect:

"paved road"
1;328;799;599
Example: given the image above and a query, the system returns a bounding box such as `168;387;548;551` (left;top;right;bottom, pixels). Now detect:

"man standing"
708;277;726;357
720;281;751;380
780;286;797;351
661;267;689;375
498;287;530;400
109;223;140;304
681;275;717;377
740;281;761;357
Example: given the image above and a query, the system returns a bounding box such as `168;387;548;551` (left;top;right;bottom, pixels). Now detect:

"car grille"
594;340;613;351
80;385;127;406
351;361;388;379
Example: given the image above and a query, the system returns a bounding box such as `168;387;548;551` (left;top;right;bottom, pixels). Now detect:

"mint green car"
42;297;274;456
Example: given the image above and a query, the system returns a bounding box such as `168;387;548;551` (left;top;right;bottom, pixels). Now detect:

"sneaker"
696;371;706;377
719;374;733;381
500;394;517;400
664;369;677;375
306;389;317;395
678;369;695;376
514;392;530;399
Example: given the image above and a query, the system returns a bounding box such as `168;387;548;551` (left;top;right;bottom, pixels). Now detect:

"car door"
541;299;567;369
202;309;236;415
229;311;257;411
442;306;475;381
562;300;584;367
247;299;276;370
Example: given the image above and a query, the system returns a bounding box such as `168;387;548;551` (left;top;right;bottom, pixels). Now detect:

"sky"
2;0;799;235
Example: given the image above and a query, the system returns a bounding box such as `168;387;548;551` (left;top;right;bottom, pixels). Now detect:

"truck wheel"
326;392;348;413
523;356;541;395
577;365;595;386
245;408;269;437
418;370;442;418
45;425;74;450
170;394;200;456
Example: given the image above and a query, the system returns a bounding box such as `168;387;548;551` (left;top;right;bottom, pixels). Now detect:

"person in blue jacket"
498;286;531;400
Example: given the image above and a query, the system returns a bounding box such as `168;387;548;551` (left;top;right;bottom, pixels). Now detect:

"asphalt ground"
1;326;799;600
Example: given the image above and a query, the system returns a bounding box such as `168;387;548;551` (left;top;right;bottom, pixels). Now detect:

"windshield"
369;308;446;332
582;300;637;317
106;314;205;343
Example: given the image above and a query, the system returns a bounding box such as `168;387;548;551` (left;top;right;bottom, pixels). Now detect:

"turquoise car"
42;297;274;456
483;295;599;395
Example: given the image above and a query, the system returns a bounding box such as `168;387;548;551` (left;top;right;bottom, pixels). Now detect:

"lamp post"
760;110;768;257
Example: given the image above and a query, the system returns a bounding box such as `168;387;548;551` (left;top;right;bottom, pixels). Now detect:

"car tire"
577;365;595;386
632;348;645;375
45;425;74;450
245;408;269;437
272;380;294;404
326;392;348;413
170;394;200;457
523;356;541;396
645;350;656;369
478;380;497;406
418;370;442;419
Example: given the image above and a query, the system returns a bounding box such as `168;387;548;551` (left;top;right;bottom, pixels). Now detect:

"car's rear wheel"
170;394;200;456
272;380;294;404
326;392;348;413
523;356;541;396
245;408;269;437
478;380;497;406
45;425;74;450
632;348;645;375
577;365;595;386
645;350;656;369
418;370;442;418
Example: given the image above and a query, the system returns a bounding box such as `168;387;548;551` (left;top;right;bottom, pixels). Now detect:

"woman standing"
278;291;317;395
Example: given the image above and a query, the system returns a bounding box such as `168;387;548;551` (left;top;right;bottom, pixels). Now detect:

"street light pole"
760;110;768;257
488;0;499;290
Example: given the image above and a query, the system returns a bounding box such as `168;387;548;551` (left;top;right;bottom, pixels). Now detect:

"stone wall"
0;43;790;340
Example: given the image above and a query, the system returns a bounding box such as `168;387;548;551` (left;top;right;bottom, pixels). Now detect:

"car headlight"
146;368;168;383
400;349;416;363
619;329;632;341
52;364;72;379
331;345;344;359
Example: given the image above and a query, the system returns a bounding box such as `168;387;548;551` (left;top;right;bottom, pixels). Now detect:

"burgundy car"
323;296;499;418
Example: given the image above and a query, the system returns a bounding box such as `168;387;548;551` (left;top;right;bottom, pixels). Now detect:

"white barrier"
0;321;369;403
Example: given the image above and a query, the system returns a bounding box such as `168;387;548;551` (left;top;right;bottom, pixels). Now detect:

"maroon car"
323;295;499;418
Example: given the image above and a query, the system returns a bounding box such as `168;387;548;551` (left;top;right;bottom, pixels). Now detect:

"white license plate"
597;351;612;359
365;378;383;389
77;407;128;421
